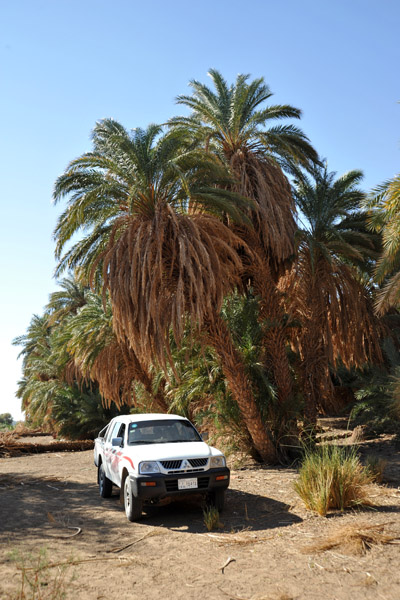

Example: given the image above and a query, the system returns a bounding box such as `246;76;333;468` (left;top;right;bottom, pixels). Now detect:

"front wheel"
124;477;143;522
98;463;113;498
209;488;225;512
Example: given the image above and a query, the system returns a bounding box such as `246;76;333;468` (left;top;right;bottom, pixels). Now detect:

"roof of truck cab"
111;414;188;423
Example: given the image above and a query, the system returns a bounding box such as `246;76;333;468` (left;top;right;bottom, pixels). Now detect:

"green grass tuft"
294;444;373;516
203;505;222;531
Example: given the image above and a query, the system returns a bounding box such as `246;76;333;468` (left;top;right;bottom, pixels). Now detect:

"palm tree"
14;285;132;436
46;275;88;324
14;313;58;427
365;173;400;313
53;119;275;460
44;274;169;412
169;70;318;434
283;164;382;424
153;293;280;454
63;291;168;411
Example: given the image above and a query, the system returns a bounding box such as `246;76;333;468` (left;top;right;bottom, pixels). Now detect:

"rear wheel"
124;477;143;522
98;463;113;498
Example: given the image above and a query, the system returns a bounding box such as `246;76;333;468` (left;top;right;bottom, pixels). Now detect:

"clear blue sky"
1;0;399;420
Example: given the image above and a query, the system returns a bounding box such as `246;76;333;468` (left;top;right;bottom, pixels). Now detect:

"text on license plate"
178;478;198;490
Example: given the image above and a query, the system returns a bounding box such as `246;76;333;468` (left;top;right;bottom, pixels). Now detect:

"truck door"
104;421;122;484
105;421;127;485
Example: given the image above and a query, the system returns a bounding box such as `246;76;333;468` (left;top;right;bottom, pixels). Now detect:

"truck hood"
128;441;219;462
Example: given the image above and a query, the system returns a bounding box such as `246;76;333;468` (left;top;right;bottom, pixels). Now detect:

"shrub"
203;506;222;531
294;444;373;516
8;547;74;599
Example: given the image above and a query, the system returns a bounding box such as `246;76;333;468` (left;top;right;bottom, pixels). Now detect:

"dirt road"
1;438;400;599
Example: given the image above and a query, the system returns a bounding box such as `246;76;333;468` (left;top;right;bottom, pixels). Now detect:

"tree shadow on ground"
358;437;400;488
0;472;302;540
137;486;302;533
0;472;119;544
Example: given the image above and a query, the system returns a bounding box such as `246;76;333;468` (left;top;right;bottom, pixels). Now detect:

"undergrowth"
7;547;75;600
203;506;222;531
294;444;373;516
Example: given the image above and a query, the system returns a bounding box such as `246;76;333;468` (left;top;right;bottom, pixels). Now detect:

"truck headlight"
210;456;226;468
139;461;160;474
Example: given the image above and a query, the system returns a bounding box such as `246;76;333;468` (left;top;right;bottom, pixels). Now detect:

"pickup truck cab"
94;413;230;521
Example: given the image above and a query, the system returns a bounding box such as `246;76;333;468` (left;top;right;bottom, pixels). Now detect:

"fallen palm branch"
17;431;51;438
0;439;93;457
304;522;400;555
207;532;274;546
107;530;164;553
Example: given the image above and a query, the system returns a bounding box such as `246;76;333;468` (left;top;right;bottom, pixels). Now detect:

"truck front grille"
160;460;182;470
160;458;208;472
189;458;208;467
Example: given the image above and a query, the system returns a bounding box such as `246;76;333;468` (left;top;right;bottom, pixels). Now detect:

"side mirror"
112;437;123;447
201;432;209;441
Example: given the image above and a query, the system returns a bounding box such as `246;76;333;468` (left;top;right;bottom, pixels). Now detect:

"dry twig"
220;556;236;573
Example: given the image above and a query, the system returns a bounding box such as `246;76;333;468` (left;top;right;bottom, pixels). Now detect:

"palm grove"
15;71;400;462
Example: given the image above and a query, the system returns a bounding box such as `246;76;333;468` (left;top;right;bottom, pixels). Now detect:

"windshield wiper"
162;439;200;443
129;440;157;445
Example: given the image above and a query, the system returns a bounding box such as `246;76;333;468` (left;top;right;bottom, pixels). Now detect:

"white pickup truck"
94;413;230;521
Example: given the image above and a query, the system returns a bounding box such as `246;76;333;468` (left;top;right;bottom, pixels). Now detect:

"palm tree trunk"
297;279;335;426
203;314;277;463
299;335;335;426
253;263;293;411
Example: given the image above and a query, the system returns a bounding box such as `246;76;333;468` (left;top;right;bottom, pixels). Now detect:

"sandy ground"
1;430;400;600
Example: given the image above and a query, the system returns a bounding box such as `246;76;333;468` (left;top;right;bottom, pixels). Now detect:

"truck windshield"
127;419;202;445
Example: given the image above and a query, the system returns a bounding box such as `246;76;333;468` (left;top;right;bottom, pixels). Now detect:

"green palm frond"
366;173;400;311
172;69;318;169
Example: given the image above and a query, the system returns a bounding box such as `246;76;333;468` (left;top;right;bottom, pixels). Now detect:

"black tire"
124;477;142;522
210;488;225;512
99;463;113;498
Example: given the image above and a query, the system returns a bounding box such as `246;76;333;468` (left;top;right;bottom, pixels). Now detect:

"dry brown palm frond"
62;358;84;387
89;339;167;411
284;248;382;369
280;247;382;415
103;204;245;373
229;150;296;272
375;270;400;315
64;325;167;411
304;522;398;555
227;151;297;425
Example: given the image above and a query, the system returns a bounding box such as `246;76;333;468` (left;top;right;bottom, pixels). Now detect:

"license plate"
178;478;198;490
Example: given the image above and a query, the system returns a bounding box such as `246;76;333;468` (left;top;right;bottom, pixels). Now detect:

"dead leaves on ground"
304;521;400;555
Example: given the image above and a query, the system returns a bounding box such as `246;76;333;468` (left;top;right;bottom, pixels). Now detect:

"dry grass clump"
203;506;223;531
305;522;398;555
294;444;373;516
0;431;18;444
14;423;42;435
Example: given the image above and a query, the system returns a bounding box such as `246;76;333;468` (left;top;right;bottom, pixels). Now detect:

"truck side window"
107;422;121;443
118;424;126;447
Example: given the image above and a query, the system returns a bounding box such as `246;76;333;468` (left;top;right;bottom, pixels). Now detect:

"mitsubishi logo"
182;460;190;470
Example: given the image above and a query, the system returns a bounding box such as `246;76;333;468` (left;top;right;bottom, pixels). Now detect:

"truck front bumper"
129;467;230;501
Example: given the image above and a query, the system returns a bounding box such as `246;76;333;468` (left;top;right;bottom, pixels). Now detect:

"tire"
124;477;143;522
210;488;225;512
99;463;113;498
